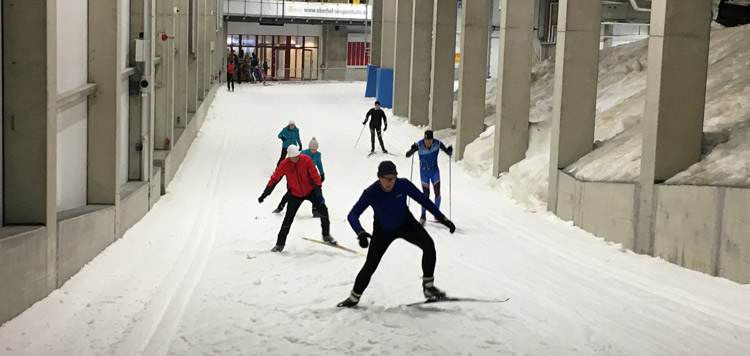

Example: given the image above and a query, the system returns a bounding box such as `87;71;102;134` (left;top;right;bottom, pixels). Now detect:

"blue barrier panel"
376;68;394;108
365;64;378;98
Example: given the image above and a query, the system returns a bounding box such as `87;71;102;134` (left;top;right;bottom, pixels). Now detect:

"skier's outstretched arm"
439;142;453;156
383;112;388;130
405;180;456;233
405;143;418;157
277;128;286;141
347;191;370;234
363;110;372;125
258;165;284;202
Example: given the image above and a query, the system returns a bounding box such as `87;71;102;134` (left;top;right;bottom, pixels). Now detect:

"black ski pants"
277;190;319;214
352;212;436;295
276;188;330;246
227;73;235;91
276;147;288;167
370;127;386;152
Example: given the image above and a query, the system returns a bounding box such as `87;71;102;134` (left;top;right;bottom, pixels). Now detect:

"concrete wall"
56;206;117;286
557;170;750;284
554;171;637;250
0;227;49;325
120;182;151;237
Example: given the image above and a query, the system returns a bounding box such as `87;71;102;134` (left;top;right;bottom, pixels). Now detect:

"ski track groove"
111;107;236;356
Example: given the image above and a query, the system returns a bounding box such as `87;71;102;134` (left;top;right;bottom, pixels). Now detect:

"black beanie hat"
375;100;381;106
424;130;434;140
377;161;398;177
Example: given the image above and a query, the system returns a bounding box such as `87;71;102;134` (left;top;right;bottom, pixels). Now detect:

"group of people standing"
257;101;457;307
226;52;269;91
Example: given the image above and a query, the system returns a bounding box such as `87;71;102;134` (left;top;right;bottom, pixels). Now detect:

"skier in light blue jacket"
274;137;326;217
277;120;302;167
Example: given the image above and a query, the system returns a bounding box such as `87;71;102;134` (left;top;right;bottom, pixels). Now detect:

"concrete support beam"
201;0;210;97
392;0;413;117
547;0;602;212
492;0;535;175
128;0;145;181
603;24;614;49
380;0;397;69
155;0;175;150
175;0;189;128
188;0;200;112
636;0;712;254
370;0;383;66
455;0;491;160
2;0;58;290
88;0;123;205
408;0;434;126
429;0;458;131
323;25;348;80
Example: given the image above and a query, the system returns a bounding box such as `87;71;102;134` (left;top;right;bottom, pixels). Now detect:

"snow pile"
457;23;750;210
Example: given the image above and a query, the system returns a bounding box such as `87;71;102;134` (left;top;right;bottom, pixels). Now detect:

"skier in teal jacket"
277;120;302;166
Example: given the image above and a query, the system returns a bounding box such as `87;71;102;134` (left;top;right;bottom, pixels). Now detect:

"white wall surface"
56;0;88;212
57;103;88;212
122;0;130;69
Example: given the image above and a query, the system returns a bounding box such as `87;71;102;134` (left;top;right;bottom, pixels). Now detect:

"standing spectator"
226;59;235;91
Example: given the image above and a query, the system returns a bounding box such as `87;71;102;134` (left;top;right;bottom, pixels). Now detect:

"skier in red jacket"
258;145;335;252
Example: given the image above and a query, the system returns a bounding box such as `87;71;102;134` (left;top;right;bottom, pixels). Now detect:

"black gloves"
446;146;454;157
357;231;371;248
280;136;287;141
384;126;388;131
320;174;325;183
362;121;367;125
258;185;274;203
438;217;456;233
406;150;413;158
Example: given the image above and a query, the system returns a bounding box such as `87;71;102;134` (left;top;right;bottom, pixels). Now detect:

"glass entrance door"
303;49;314;81
274;49;287;80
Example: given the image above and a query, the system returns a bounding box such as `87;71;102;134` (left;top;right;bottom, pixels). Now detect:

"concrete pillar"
380;0;397;69
201;0;210;96
603;24;614;49
155;0;175;150
88;0;123;205
408;0;434;126
188;0;199;112
392;0;413;117
174;0;189;128
323;25;348;80
546;0;602;212
636;0;712;254
371;0;383;66
492;0;535;175
455;0;491;160
429;0;458;131
2;0;58;234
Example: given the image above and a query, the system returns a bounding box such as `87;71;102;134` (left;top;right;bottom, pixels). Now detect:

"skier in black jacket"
363;101;388;154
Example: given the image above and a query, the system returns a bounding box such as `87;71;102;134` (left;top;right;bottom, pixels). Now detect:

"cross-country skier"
277;120;302;167
274;137;325;218
363;101;388;154
258;145;335;252
405;130;453;225
337;161;456;308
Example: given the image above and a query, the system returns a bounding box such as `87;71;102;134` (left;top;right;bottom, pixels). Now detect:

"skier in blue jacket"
405;130;453;225
337;161;456;308
277;120;303;167
274;137;326;217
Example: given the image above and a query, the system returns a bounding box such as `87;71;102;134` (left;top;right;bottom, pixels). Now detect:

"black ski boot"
337;291;361;308
322;235;337;244
271;244;284;252
273;207;283;214
419;213;427;226
312;209;322;218
423;277;446;299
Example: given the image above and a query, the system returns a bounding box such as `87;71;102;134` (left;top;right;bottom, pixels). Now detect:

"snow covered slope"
1;83;749;356
463;24;750;210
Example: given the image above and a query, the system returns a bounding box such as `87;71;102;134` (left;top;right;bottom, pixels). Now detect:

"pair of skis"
301;237;366;257
367;151;397;158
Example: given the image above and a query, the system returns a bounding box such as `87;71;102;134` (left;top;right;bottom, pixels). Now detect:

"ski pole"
354;124;366;148
449;155;452;220
408;154;414;208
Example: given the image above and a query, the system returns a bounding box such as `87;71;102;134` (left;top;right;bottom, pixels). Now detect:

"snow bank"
455;23;750;210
